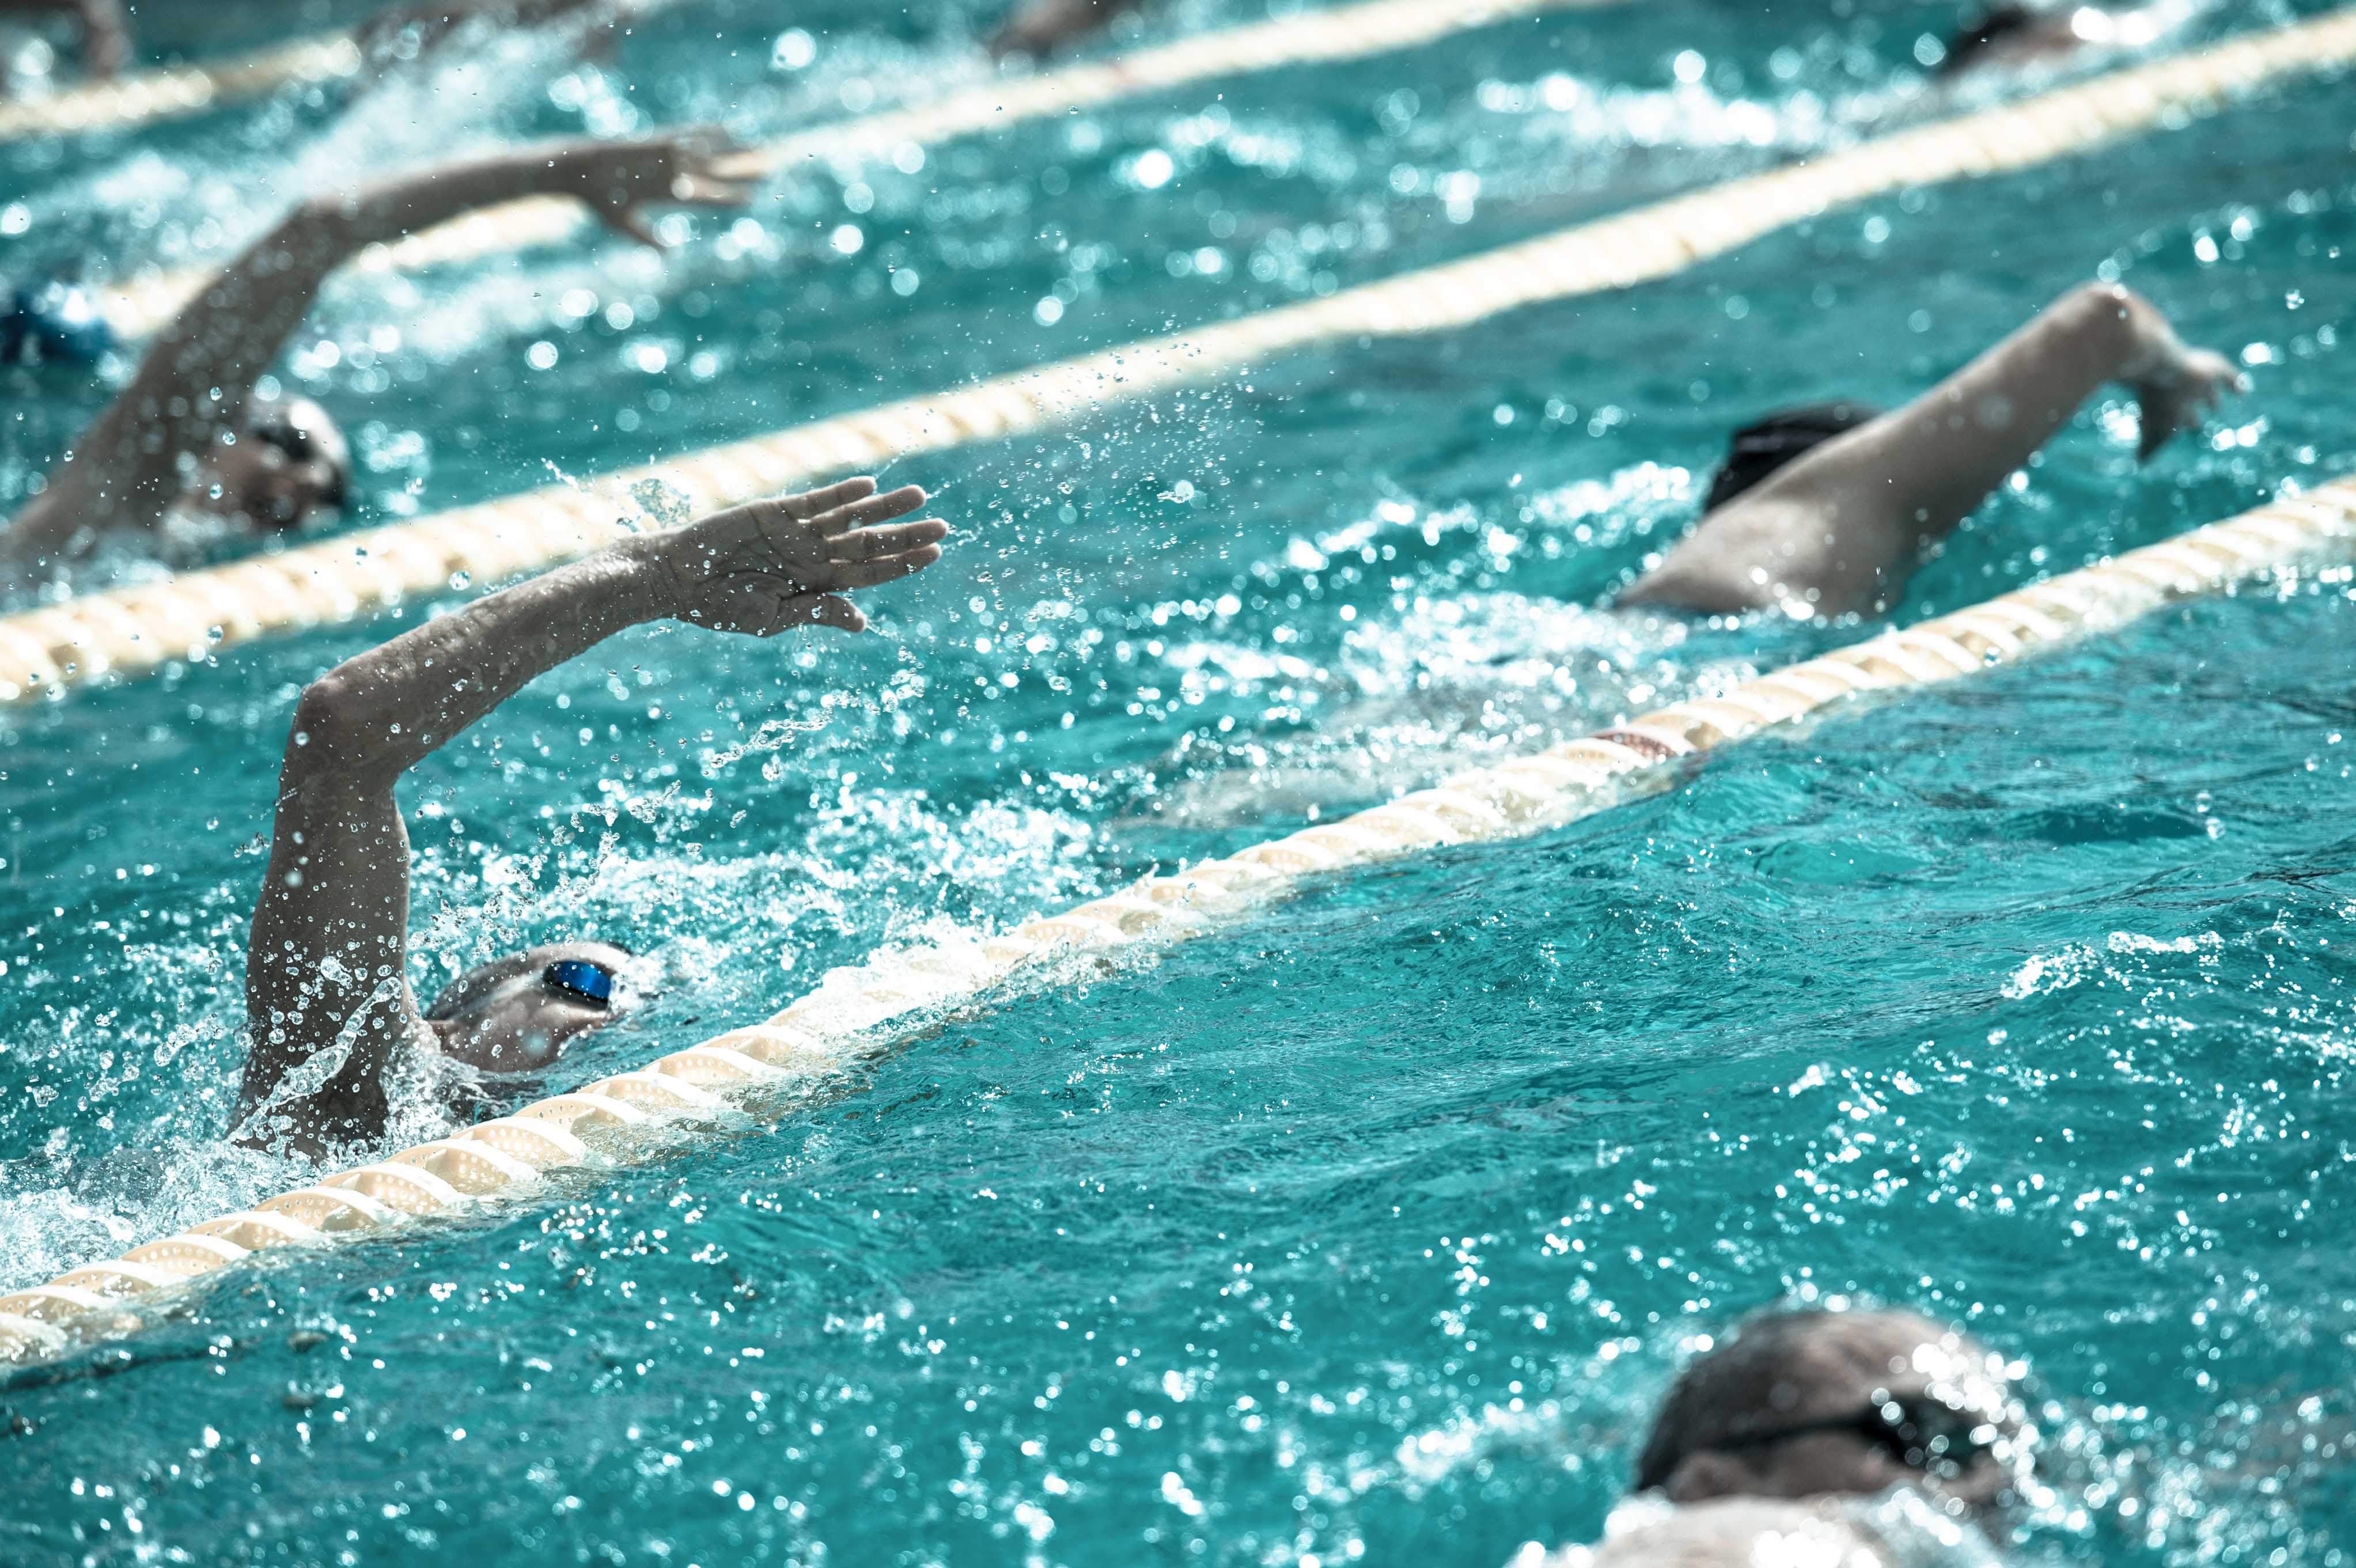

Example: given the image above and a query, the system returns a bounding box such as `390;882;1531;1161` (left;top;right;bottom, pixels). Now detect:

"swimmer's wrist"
603;535;683;624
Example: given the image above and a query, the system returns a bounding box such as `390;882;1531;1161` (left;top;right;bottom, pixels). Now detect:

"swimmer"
0;134;753;580
0;0;130;81
1632;1308;2032;1514
988;0;1147;60
1938;4;2181;77
1618;283;2244;618
234;476;949;1158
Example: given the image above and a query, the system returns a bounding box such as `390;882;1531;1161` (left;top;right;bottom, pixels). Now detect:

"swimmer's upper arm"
1752;283;2145;550
237;676;426;1153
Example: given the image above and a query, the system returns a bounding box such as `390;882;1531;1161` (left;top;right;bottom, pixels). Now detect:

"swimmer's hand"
2112;294;2248;460
634;477;948;635
537;134;760;249
2125;343;2248;460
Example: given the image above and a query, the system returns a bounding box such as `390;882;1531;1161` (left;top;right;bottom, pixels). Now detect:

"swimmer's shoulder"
1619;493;1828;614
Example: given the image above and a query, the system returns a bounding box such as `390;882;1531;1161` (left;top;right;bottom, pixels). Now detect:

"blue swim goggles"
543;959;616;1009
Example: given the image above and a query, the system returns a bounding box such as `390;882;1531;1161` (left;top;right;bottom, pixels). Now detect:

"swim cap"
0;279;118;366
1703;400;1881;513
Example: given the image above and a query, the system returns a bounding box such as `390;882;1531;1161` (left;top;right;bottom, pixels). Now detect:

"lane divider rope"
0;0;677;142
10;10;2354;709
0;33;365;141
4;476;2350;1367
90;0;1626;338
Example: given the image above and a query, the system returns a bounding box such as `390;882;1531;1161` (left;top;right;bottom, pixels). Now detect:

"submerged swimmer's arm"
238;478;948;1154
1739;284;2244;563
1;136;753;567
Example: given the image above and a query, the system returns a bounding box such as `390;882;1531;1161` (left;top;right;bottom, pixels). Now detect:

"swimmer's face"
197;402;350;531
427;941;636;1075
1661;1311;2032;1515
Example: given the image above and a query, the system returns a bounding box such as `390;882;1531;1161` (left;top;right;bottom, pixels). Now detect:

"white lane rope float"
0;33;366;142
3;476;2351;1369
7;9;2354;710
0;0;673;142
89;0;1628;339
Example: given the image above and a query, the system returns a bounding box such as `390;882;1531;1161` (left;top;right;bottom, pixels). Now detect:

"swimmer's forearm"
119;141;655;494
310;147;585;254
1809;283;2157;545
291;543;668;790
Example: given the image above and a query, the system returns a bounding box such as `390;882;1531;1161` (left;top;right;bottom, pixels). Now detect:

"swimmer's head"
1940;5;2084;75
1;280;118;368
198;395;351;531
1703;402;1880;513
1634;1307;2032;1514
424;940;637;1075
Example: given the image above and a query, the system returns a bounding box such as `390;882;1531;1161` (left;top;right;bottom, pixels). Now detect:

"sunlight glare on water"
1;0;2353;1563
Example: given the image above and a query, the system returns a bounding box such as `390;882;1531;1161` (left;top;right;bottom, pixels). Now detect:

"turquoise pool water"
3;0;2355;1562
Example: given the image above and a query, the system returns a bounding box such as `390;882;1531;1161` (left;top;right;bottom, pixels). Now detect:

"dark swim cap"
0;280;118;366
1941;5;2044;75
1703;400;1881;513
247;404;351;512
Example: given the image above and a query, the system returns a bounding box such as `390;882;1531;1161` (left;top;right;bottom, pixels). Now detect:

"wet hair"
246;407;351;512
1703;401;1881;513
1941;5;2044;75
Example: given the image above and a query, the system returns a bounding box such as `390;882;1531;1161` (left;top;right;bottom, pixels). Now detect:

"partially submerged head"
424;940;637;1075
1;280;116;368
1703;402;1880;513
1940;5;2096;75
1635;1308;2031;1514
199;393;351;531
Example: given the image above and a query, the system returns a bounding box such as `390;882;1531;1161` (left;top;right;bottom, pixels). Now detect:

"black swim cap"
1703;400;1881;513
247;407;351;512
1941;4;2044;75
1;281;118;367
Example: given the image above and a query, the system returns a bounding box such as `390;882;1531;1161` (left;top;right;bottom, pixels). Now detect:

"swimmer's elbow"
2051;281;2147;356
289;673;396;782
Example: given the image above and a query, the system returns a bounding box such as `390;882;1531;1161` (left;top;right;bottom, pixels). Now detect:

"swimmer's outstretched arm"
237;479;947;1156
1;135;753;570
1624;283;2244;616
0;0;129;77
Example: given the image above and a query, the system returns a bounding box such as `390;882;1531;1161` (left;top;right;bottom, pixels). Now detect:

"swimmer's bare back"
1619;283;2244;618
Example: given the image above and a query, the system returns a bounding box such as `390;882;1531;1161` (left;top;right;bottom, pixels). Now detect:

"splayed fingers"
796;484;930;538
576;132;759;247
650;477;948;634
771;476;878;522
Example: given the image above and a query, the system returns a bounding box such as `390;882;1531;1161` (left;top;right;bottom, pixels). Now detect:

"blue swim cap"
1;280;117;367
